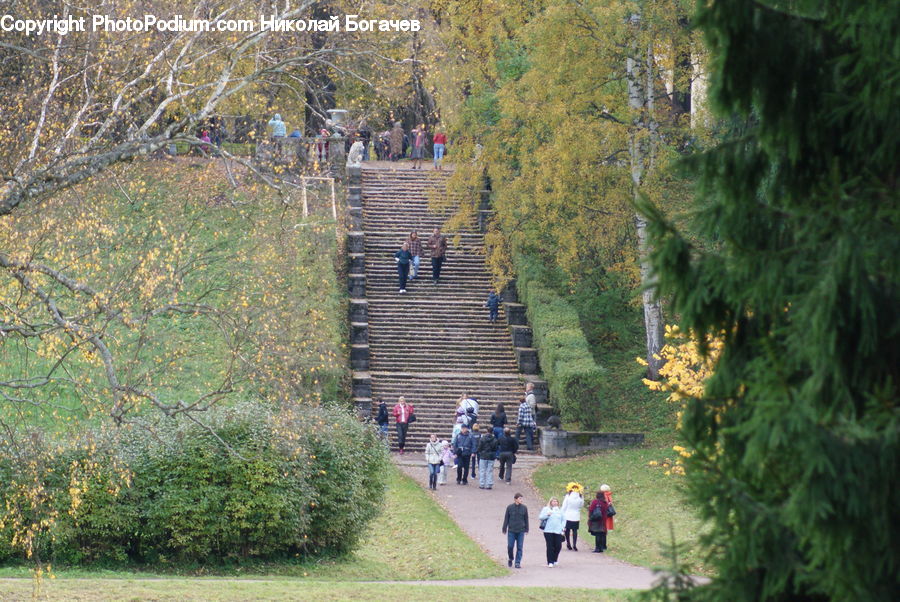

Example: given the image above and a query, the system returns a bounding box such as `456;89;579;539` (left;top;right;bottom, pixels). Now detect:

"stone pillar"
505;303;527;326
515;348;539;374
349;300;368;322
511;325;533;348
348;274;366;297
348;232;364;254
350;344;369;370
350;322;368;345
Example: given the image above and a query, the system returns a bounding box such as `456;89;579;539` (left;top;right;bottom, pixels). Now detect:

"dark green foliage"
0;403;389;567
642;0;899;599
514;253;607;428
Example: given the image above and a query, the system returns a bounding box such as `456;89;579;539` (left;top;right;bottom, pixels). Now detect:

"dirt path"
393;453;664;590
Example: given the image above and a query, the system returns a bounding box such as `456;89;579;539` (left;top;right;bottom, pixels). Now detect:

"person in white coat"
562;482;585;551
538;497;566;567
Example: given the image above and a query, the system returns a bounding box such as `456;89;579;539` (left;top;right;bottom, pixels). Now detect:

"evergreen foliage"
515;254;608;428
643;0;899;598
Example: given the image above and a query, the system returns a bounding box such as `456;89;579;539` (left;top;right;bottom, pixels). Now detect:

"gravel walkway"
393;453;664;590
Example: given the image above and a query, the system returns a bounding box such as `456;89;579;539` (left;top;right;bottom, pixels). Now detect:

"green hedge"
0;402;388;566
513;253;607;428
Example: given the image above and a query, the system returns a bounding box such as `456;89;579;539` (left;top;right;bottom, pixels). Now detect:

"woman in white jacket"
561;482;585;551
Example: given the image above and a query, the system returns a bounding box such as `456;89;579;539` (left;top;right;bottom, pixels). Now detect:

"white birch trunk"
628;18;666;380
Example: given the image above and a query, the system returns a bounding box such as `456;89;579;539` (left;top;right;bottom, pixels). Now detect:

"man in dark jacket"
375;398;389;444
476;430;499;489
497;427;519;484
454;425;475;485
502;493;529;568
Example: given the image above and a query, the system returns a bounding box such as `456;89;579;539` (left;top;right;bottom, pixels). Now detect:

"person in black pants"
454;425;475;484
394;242;412;293
497;427;519;484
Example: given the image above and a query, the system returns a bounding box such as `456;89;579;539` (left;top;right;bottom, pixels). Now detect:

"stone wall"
540;429;644;458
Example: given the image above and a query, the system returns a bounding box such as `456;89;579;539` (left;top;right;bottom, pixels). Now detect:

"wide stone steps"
355;165;541;451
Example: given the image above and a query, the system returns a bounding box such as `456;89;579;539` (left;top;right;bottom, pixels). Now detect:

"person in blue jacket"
486;290;501;323
394;241;413;293
539;497;567;567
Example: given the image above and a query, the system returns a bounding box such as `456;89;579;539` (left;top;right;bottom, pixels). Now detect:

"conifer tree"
643;0;899;598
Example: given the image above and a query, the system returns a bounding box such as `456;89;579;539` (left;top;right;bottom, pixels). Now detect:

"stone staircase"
349;165;545;452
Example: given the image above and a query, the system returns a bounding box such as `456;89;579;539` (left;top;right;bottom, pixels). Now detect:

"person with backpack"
375;397;389;445
454;424;476;485
588;488;611;553
476;428;499;489
424;434;442;490
497;427;519;484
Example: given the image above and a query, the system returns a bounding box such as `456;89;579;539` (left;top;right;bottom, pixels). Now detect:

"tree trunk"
627;18;666;380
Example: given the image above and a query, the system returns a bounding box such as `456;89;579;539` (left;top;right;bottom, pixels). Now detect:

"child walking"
438;440;455;485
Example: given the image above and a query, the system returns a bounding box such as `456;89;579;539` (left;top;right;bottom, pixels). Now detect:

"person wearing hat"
562;482;585;551
454;424;476;485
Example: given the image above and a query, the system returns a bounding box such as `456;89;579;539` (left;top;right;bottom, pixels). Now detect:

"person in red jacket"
601;483;614;536
392;396;415;454
432;130;447;170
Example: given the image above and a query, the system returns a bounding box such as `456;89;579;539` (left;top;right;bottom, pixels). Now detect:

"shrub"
514;253;607;428
0;402;389;567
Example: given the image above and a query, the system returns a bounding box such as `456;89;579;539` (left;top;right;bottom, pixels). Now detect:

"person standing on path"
390;121;403;161
489;403;507;439
406;231;423;280
410;124;426;169
375;397;390;445
432;129;447;170
516;397;536;451
469;423;483;480
601;483;614;545
562;482;585;551
502;493;529;568
427;227;448;284
425;434;442;490
392;396;414;454
477;428;499;489
486;290;501;323
497;427;519;484
438;440;454;486
588;488;610;553
539;497;566;567
454;424;475;485
394;241;413;294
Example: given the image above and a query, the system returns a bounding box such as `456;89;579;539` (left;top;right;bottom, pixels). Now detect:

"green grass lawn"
531;447;711;575
0;580;637;601
0;466;503;582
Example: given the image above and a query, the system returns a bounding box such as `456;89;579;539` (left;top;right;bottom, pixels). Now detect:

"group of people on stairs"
394;228;447;293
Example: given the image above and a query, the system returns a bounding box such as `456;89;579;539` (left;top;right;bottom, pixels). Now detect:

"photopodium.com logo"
0;13;421;36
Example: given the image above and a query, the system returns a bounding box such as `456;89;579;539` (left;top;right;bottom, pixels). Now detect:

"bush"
0;402;389;567
514;253;607;428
